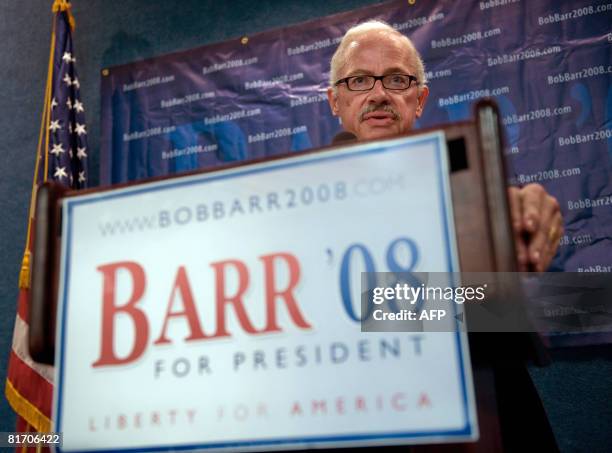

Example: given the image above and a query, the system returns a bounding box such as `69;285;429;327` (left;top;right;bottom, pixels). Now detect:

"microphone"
331;131;357;145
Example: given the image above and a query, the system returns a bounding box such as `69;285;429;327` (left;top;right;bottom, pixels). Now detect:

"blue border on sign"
55;133;474;452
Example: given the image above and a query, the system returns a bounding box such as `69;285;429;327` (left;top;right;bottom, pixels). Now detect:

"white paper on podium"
54;132;478;452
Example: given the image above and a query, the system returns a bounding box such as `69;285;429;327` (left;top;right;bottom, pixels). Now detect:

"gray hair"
329;20;427;93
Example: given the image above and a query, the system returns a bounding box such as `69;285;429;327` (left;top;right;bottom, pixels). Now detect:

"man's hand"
508;184;563;272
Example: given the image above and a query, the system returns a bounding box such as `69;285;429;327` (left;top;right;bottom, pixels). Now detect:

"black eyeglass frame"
334;74;419;91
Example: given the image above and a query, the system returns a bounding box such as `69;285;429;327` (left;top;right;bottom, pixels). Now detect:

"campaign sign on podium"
53;132;478;452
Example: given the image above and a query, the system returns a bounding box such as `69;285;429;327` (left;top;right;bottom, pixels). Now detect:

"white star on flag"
63;74;72;86
49;120;61;132
51;97;58;109
75;123;86;136
74;100;84;112
76;147;87;159
72;78;80;89
78;171;86;183
66;98;72;109
50;143;65;156
54;166;68;180
62;52;72;63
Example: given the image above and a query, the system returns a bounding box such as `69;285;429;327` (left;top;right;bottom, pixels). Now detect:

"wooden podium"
28;100;551;452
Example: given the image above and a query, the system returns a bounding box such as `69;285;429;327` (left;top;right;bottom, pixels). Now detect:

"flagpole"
8;0;88;437
17;3;64;290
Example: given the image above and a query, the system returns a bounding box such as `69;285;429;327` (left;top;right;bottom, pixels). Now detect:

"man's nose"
367;79;390;101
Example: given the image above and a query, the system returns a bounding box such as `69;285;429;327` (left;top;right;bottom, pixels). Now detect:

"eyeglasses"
335;74;418;91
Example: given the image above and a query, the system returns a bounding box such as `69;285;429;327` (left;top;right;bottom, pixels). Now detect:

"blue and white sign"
54;133;477;451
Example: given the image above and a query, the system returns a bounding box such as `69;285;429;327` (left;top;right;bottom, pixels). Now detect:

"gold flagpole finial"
52;0;75;30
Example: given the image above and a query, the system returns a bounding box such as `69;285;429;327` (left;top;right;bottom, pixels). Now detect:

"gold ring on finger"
548;226;558;243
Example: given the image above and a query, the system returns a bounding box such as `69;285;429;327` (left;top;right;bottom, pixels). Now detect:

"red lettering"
418;392;432;408
355;396;367;411
118;414;127;430
93;262;148;367
311;400;327;414
259;253;311;332
290;402;303;416
154;266;209;344
187;409;197;423
336;397;345;414
211;259;259;337
94;253;310;363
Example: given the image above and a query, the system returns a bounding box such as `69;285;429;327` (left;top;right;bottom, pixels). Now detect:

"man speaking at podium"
327;21;563;272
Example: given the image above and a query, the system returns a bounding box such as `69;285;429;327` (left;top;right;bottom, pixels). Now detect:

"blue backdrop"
100;0;612;272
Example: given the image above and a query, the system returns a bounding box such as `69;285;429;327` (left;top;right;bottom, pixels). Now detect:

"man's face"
327;32;429;141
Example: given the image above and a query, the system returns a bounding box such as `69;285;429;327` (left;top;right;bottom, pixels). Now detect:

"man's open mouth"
363;111;395;121
361;110;398;126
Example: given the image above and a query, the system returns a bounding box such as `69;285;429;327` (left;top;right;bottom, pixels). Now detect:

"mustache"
359;103;400;122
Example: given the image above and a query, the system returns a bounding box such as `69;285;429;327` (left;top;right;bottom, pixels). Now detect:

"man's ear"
327;87;339;116
415;85;429;118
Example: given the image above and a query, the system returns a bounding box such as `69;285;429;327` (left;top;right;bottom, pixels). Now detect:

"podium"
28;100;551;452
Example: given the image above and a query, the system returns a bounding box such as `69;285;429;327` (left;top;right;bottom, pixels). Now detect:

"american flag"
5;0;88;439
45;4;88;188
